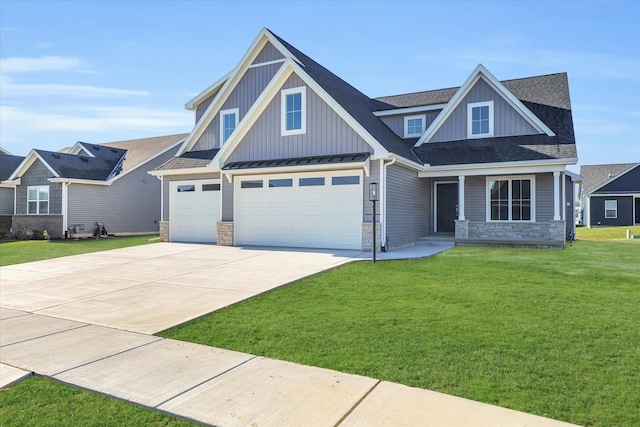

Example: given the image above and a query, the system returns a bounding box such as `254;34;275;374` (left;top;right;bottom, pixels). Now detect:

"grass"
161;241;640;426
576;225;640;240
0;376;198;426
0;235;159;267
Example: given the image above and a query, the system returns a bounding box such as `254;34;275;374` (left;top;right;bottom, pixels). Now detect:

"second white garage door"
170;180;221;243
234;171;363;249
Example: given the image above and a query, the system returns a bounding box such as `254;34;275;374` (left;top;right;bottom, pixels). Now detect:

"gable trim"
415;64;555;147
185;72;232;111
373;103;447;117
8;150;60;181
109;138;185;183
248;58;286;69
588;163;640;195
68;142;96;157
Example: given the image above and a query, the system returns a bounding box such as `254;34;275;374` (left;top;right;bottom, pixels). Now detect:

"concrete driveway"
0;243;360;334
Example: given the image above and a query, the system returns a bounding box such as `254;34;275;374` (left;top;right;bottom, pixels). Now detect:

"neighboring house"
580;163;640;227
151;28;578;250
3;133;187;239
0;152;26;236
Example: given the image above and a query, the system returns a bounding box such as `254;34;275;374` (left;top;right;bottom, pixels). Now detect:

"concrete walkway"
0;243;576;426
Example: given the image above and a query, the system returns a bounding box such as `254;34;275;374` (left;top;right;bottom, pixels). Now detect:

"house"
2;133;187;239
150;28;578;250
580;163;640;227
0;152;26;236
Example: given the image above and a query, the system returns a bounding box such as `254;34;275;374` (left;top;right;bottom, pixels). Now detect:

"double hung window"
281;87;306;135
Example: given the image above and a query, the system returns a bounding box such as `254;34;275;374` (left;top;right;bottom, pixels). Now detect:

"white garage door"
170;180;221;243
235;171;363;249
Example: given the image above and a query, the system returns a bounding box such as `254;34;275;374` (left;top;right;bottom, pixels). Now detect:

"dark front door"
436;183;458;233
635;198;640;224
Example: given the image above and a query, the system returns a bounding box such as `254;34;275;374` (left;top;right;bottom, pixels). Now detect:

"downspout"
62;181;70;238
159;175;164;222
380;156;397;251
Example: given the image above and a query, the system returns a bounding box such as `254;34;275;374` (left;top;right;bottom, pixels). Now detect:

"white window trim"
404;114;426;138
468;101;494;139
219;108;239;145
27;185;49;215
281;86;306;136
485;175;536;222
604;200;617;218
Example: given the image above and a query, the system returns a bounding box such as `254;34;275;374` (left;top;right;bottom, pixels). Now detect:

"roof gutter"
148;166;218;177
418;157;578;177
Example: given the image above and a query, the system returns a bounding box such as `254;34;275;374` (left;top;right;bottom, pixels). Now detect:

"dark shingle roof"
223;152;369;170
94;133;188;173
0;154;25;181
35;147;126;180
580;163;638;194
155;149;219;171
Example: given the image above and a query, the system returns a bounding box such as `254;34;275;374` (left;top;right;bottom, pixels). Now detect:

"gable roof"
0;154;25;182
581;163;639;194
155;148;220;171
33;147;126;181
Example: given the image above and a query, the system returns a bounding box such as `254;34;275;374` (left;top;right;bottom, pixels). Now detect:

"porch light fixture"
369;182;379;263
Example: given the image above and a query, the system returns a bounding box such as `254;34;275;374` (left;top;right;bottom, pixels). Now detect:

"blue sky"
1;0;638;173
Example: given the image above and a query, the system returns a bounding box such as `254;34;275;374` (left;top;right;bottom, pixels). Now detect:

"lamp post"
369;182;379;263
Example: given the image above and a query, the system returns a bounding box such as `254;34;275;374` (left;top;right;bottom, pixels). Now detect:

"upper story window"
27;185;49;215
604;200;617;218
220;108;239;144
468;101;494;138
404;115;426;138
487;176;534;222
281;86;306;136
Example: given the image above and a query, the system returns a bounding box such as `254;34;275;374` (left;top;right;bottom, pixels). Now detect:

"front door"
635;197;640;224
436;182;458;233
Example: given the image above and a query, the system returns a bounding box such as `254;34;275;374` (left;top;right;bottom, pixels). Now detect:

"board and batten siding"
385;164;430;248
192;63;283;151
379;111;440;139
162;172;221;221
0;188;14;215
431;78;539;143
229;74;372;162
195;94;217;123
67;147;179;234
15;160;62;215
252;41;285;64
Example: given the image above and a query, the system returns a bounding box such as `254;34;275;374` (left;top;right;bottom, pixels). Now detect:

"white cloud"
0;56;89;73
0;76;148;98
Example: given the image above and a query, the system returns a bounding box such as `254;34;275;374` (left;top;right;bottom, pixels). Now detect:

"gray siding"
385;164;430;248
252;41;284;64
15;160;62;215
380;111;440;138
535;173;555;221
0;188;14;215
229;74;372;162
193;62;282;151
431;78;539;143
464;175;485;221
222;177;233;221
363;161;381;223
195;93;216;122
589;195;634;226
67;146;180;234
162;172;220;221
565;174;573;234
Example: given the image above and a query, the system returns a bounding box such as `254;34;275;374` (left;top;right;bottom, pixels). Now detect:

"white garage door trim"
169;179;221;243
234;170;363;249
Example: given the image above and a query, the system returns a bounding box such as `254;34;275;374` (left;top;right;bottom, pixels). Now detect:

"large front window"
487;176;534;221
281;86;306;135
28;185;49;214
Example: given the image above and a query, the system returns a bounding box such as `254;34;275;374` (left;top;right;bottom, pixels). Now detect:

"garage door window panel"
299;177;325;186
332;176;360;185
202;184;220;191
241;180;263;189
269;179;293;188
177;185;195;192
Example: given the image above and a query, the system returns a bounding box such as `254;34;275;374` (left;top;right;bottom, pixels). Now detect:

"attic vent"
80;157;89;162
110;148;118;153
92;145;100;150
51;153;61;159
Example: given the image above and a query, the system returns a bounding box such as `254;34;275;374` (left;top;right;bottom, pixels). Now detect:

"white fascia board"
587;163;640;195
0;180;19;187
373;103;447;117
565;170;583;182
8;150;60;180
109;139;184;183
49;178;111;186
588;192;640;197
415;64;555;147
147;166;219;177
68;142;95;157
184;72;231;111
417;158;577;178
222;161;368;178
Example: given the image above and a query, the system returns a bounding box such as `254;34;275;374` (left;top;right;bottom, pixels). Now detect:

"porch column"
458;175;466;220
553;171;561;220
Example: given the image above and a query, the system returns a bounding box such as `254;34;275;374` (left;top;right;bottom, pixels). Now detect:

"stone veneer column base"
361;222;381;252
455;220;469;239
549;220;566;242
217;221;234;246
159;221;169;242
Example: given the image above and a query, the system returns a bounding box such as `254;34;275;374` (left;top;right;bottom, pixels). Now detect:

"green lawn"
0;376;198;426
0;235;159;267
576;225;640;240
161;241;640;426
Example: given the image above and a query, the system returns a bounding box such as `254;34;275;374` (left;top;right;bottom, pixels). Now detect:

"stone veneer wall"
12;215;64;239
159;221;169;242
361;222;381;251
217;221;234;246
465;221;566;241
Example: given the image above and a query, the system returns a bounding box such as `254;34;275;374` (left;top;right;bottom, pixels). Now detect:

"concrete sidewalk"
0;243;577;426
